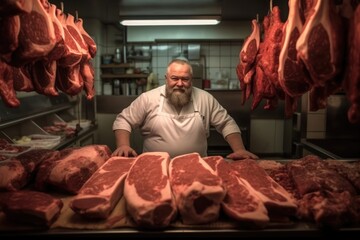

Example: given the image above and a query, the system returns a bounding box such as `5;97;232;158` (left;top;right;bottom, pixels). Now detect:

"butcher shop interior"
0;0;360;238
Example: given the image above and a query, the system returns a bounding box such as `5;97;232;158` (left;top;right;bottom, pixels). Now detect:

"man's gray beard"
166;86;192;108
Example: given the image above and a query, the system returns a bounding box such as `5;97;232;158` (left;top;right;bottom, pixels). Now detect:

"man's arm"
225;132;258;160
112;129;138;157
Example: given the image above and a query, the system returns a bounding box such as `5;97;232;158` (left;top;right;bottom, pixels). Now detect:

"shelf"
127;56;151;61
100;63;133;68
100;74;148;79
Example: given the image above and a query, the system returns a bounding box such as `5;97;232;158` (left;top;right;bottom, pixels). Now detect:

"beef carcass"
12;64;34;92
343;4;360;123
231;159;297;217
75;17;96;100
278;0;312;98
70;156;134;219
75;17;97;58
0;60;20;107
124;152;177;229
1;190;63;227
56;8;82;67
236;19;260;104
296;0;345;85
258;6;285;96
65;14;90;61
169;152;226;225
203;156;269;228
42;145;111;194
287;155;357;196
79;61;95;100
31;60;58;96
10;0;56;66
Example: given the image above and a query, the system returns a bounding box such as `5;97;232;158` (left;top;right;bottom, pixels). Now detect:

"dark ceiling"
50;0;289;26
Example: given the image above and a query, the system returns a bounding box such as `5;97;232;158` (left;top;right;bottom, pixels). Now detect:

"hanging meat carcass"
278;0;312;98
296;0;345;86
343;3;360;123
236;19;261;105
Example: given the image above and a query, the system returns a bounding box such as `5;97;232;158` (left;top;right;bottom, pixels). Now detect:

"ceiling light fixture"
120;18;220;26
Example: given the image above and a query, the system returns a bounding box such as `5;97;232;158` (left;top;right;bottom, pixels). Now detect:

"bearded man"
112;58;257;159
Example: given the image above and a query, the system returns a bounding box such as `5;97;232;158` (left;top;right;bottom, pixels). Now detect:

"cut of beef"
297;190;358;229
169;152;226;225
278;0;312;98
203;156;269;228
0;159;28;191
70;156;135;219
324;160;360;193
0;60;20;107
75;18;97;58
287;155;357;196
124;152;177;229
12;64;34;91
14;148;59;173
296;0;345;85
231;159;297;217
56;8;82;67
11;0;56;66
45;145;111;194
236;19;260;104
1;190;63;227
343;4;360;123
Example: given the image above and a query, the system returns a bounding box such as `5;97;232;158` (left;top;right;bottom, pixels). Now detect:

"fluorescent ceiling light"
120;19;220;26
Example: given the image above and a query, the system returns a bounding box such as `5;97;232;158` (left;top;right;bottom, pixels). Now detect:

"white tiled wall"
103;41;242;89
150;41;242;87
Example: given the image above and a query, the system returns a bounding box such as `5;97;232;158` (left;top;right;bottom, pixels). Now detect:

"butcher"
112;58;258;160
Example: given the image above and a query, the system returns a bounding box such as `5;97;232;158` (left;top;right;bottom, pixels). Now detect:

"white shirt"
112;85;241;154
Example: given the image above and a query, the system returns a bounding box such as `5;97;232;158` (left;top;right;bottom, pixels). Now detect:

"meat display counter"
0;93;97;150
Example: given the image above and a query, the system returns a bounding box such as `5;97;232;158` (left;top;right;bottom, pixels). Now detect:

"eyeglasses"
166;75;191;82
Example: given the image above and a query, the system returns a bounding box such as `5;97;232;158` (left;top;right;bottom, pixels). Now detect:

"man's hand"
112;145;138;157
226;149;259;160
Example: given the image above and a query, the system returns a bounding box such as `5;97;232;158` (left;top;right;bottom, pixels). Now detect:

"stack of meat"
2;149;360;230
0;144;111;227
0;0;97;108
237;0;360;123
265;155;360;228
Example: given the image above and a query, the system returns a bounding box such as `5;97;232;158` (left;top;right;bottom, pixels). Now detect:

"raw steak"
1;190;63;227
296;0;345;85
46;145;111;194
124;152;177;229
287;155;357;196
278;0;312;97
203;156;269;228
0;159;28;191
297;190;358;229
70;156;135;219
169;152;226;225
231;159;297;217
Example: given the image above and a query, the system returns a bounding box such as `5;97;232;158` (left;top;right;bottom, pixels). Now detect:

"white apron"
143;94;207;158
